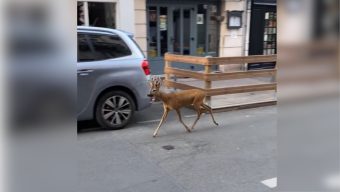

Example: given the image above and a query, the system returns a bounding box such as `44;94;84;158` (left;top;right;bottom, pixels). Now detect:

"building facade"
77;0;277;74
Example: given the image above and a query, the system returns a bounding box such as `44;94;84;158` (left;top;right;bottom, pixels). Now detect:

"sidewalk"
169;77;276;109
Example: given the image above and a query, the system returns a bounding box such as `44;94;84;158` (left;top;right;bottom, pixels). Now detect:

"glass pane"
88;2;116;28
148;7;158;58
207;5;218;56
263;11;277;55
78;34;94;62
183;9;191;55
197;4;207;56
88;34;131;60
229;16;241;27
160;7;168;56
172;9;181;54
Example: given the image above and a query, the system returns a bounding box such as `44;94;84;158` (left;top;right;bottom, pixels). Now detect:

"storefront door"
169;6;196;56
147;2;220;74
147;5;199;74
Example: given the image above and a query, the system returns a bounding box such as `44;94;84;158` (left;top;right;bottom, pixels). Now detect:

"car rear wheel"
95;91;135;130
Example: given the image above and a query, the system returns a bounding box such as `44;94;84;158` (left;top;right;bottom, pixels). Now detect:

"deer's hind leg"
191;103;203;130
202;104;219;126
175;109;191;133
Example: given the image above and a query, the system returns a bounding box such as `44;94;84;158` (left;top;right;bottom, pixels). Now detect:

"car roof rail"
77;26;134;38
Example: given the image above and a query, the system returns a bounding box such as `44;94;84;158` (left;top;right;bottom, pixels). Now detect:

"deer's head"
147;76;162;102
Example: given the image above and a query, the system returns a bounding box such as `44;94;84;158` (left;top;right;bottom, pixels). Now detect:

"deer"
147;76;218;137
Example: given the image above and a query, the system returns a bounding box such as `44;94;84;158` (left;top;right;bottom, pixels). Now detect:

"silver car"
77;26;151;129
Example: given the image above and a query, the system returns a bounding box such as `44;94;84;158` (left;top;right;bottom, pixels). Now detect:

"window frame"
77;0;119;29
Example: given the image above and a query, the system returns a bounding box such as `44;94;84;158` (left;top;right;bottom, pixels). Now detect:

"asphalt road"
78;104;276;192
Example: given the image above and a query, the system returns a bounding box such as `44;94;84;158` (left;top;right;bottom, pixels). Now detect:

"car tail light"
141;60;151;76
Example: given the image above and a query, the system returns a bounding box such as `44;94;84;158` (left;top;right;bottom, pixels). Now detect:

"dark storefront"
146;0;221;74
248;0;277;70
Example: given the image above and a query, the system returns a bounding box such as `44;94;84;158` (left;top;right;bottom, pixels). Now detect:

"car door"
77;31;134;117
77;32;98;115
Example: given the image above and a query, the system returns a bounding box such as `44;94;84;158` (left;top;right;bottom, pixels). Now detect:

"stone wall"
134;0;148;56
219;0;250;72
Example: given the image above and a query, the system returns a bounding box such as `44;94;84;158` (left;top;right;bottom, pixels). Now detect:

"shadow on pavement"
77;120;103;133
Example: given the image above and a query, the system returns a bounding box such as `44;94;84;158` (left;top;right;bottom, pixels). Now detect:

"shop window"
196;4;207;56
172;8;181;54
88;2;116;28
77;1;116;29
263;12;277;55
182;9;191;55
196;4;219;57
148;7;158;58
159;7;168;56
207;5;218;56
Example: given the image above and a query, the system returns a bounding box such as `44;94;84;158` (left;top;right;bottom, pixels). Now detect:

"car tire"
95;90;135;130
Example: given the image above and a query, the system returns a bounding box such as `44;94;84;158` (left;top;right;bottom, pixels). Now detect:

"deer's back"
165;89;206;109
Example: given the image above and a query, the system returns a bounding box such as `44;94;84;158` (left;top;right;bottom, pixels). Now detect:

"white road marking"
261;177;277;188
184;114;198;118
324;174;340;190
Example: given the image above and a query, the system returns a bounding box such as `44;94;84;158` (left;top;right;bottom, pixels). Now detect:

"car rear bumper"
135;79;152;111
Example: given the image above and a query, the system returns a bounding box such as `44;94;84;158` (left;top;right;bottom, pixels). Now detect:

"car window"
88;33;132;60
78;33;95;62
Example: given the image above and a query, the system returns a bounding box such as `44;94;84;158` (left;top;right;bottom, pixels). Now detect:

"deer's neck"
155;91;170;103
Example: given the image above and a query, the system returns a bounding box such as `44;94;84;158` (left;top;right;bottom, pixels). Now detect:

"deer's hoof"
153;134;157;138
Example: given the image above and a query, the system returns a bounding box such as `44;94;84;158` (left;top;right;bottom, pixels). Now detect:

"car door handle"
77;69;94;73
77;69;94;76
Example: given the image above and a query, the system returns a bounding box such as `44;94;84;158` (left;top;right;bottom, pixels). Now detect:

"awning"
253;0;276;6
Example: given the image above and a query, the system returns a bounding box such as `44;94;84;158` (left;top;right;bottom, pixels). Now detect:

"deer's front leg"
153;109;169;137
191;105;202;130
175;109;191;133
